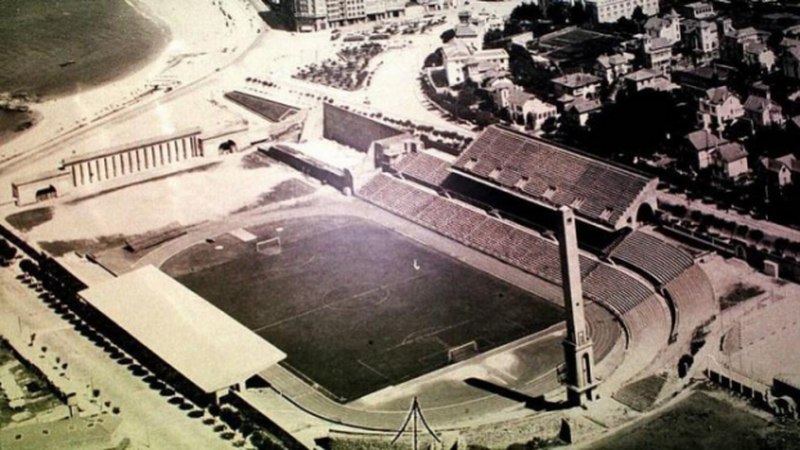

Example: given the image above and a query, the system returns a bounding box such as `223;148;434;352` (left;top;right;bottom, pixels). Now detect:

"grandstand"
450;126;658;230
663;265;716;340
224;91;299;123
610;231;695;286
358;173;655;319
391;151;452;187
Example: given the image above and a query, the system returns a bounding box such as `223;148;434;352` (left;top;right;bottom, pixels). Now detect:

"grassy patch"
233;179;316;213
5;207;53;232
591;392;800;450
720;282;765;310
613;373;668;412
165;216;562;401
39;234;126;257
240;151;272;170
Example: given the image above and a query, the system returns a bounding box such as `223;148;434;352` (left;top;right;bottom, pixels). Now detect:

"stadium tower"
557;206;598;406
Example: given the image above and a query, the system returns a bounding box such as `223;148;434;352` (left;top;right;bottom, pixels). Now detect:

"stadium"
3;97;718;447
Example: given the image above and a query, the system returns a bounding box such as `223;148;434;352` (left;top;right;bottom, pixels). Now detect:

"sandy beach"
0;0;264;192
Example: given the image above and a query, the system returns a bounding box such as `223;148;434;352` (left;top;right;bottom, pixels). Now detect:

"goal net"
447;340;479;363
256;237;282;256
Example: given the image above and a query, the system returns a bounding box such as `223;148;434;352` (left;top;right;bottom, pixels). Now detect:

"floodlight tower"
557;206;598;406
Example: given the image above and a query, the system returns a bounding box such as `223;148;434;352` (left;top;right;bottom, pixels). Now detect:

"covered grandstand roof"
451;126;657;229
80;265;286;393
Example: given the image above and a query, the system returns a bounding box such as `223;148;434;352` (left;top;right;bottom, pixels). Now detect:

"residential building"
586;0;659;23
623;68;676;92
683;129;726;170
594;52;636;84
681;19;719;63
564;97;603;127
551;72;602;100
715;142;749;179
642;37;674;73
682;129;749;178
698;86;744;131
672;64;733;96
681;1;715;20
719;20;763;63
645;10;681;45
743;42;776;72
761;154;800;187
441;41;509;86
506;89;559;131
485;77;516;108
287;0;405;30
744;94;784;128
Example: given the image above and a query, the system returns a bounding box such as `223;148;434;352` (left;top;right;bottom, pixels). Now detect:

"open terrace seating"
583;264;654;315
663;265;716;339
393;152;451;187
611;232;694;285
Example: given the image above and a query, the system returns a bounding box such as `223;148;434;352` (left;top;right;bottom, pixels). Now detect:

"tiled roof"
717;142;748;162
451;126;654;228
685;129;726;151
552;72;601;89
744;95;781;114
567;97;602;114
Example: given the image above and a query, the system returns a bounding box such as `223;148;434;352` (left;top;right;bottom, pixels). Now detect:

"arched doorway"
35;185;57;202
636;202;656;225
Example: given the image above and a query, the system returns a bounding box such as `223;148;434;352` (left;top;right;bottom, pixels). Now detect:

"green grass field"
163;216;563;402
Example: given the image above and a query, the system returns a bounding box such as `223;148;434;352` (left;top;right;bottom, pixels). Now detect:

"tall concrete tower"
557;206;598;406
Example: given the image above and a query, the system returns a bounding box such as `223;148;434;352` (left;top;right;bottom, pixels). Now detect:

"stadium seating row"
453;126;652;227
392;152;451;187
358;174;655;316
663;265;716;339
610;232;694;285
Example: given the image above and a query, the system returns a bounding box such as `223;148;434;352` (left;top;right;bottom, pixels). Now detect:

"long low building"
79;265;286;401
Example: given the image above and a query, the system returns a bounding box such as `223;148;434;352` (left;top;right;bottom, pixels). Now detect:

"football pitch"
163;216;563;402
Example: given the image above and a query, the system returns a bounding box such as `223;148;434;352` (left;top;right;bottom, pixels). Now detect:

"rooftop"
551;72;601;89
80;265;286;393
62;128;202;167
685;129;727;151
717;142;748;163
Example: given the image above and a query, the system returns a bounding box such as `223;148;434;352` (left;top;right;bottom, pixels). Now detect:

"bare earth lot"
162;216;563;402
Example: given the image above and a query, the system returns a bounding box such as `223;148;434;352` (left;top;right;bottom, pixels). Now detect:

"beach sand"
0;0;264;195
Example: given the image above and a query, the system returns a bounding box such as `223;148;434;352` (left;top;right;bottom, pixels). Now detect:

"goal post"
447;340;479;363
256;236;282;256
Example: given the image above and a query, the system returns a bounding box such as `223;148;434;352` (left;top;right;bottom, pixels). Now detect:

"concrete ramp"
299;105;324;142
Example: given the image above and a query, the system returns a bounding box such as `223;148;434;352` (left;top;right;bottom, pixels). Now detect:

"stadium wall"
323;103;405;153
264;145;354;193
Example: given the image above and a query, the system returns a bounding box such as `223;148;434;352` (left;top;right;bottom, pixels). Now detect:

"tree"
546;2;569;26
631;6;647;25
510;2;542;23
541;116;558;135
569;2;589;25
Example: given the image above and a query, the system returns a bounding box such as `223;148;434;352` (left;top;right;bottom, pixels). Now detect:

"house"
454;23;480;48
564;97;603;127
594;52;636;84
743;42;776;72
681;1;715;20
623;68;677;92
672;64;733;96
642;37;674;73
761;154;800;187
441;42;509;87
684;129;727;170
715;142;749;179
506;89;559;131
645;10;681;45
485;77;516;108
681;19;719;64
683;129;748;178
719;20;763;63
744;94;784;128
551;72;602;100
697;86;744;131
782;45;800;80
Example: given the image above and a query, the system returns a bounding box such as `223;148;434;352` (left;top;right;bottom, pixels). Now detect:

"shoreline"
0;0;262;179
0;0;173;147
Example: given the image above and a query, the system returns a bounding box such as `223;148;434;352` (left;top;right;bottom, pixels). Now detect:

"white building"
441;42;509;87
586;0;659;24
